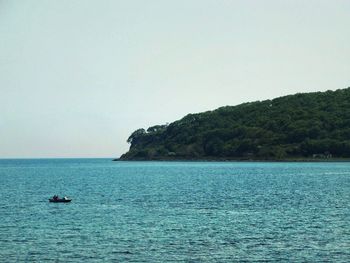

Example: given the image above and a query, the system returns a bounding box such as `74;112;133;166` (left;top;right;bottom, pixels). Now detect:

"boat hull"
49;199;71;203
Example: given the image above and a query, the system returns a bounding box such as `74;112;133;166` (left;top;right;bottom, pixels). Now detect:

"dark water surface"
0;159;349;262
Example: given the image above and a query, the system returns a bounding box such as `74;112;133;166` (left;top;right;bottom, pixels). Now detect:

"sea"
0;159;349;262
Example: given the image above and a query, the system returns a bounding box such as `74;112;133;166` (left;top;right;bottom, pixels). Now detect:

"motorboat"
49;195;72;203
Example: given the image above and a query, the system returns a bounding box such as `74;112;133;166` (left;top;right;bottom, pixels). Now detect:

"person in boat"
53;195;58;200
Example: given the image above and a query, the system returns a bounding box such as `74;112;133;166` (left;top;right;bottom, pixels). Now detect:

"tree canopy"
120;88;350;160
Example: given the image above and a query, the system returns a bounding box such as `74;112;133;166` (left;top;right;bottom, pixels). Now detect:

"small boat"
49;195;72;203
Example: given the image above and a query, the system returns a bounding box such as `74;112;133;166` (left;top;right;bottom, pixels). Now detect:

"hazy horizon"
1;0;349;158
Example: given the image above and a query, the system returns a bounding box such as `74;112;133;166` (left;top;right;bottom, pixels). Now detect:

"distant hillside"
119;88;350;160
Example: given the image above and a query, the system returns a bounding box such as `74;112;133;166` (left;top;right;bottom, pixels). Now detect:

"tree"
127;128;146;144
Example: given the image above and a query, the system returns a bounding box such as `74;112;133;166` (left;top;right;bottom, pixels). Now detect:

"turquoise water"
0;159;349;262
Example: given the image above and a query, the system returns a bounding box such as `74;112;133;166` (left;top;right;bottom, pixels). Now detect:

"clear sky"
0;0;349;158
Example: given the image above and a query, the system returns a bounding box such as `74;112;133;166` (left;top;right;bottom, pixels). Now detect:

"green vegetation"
119;88;350;160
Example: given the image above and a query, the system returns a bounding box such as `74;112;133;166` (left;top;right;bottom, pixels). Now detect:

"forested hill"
119;88;350;160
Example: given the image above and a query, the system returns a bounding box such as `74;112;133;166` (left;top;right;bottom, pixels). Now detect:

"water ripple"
0;159;349;262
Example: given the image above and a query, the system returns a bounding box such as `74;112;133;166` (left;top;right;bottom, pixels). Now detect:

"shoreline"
114;158;350;162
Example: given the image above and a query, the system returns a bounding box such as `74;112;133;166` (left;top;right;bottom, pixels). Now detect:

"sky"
0;0;349;158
